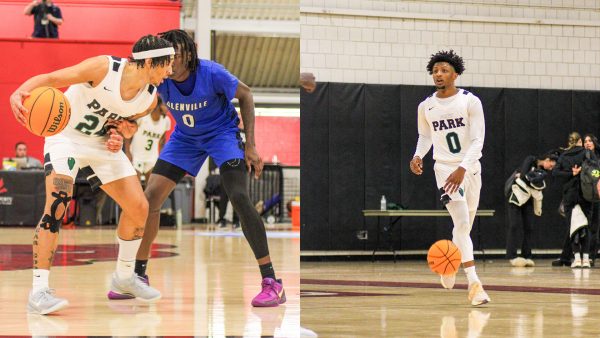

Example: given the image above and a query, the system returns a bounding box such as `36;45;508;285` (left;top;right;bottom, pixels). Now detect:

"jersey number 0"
182;114;195;127
446;132;461;153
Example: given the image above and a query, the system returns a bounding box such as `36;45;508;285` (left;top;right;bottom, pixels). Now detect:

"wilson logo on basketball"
0;178;7;194
47;101;65;133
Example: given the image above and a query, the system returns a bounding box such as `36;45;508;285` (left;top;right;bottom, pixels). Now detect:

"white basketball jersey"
416;89;485;165
130;114;171;162
55;56;156;144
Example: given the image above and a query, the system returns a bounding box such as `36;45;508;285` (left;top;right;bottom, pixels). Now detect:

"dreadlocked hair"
158;29;199;73
426;49;465;75
129;35;173;68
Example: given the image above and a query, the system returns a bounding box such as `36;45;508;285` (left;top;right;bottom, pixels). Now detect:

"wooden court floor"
0;225;299;337
301;260;600;337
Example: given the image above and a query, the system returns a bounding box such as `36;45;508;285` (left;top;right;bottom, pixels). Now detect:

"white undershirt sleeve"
459;96;485;170
413;102;433;159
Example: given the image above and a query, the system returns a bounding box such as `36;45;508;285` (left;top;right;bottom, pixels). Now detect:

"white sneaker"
509;257;527;267
108;273;161;302
27;288;69;315
571;258;582;268
582;258;591;268
468;282;490;306
440;273;456;289
524;258;535;267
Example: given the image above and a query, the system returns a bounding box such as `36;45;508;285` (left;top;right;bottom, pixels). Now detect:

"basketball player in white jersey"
409;50;490;306
125;96;171;183
9;35;174;315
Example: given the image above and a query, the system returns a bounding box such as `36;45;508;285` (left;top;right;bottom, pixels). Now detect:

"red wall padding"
1;38;134;160
0;0;180;41
255;116;300;166
0;38;301;167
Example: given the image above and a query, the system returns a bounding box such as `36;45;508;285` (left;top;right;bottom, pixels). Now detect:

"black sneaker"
218;219;227;229
233;221;241;230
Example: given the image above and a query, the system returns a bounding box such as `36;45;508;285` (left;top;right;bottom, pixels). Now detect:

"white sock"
583;253;589;261
32;269;50;294
464;266;480;285
574;252;581;261
116;237;142;280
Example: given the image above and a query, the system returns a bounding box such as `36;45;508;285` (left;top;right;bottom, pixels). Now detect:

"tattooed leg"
101;176;149;280
100;175;149;240
34;173;73;270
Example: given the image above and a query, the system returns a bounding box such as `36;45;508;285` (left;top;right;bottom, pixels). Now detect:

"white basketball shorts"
434;160;482;212
44;133;136;188
132;159;157;175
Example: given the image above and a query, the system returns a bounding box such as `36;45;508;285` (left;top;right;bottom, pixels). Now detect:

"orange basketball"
427;239;462;276
22;87;71;137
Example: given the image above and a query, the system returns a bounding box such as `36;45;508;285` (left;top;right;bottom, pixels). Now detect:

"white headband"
132;47;175;60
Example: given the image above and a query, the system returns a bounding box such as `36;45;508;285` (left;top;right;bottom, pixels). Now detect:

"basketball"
427;239;462;276
22;86;71;137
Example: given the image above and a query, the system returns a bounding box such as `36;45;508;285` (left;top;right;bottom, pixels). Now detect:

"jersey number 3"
145;139;153;151
446;132;461;153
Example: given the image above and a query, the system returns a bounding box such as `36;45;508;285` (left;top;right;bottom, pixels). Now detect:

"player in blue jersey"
132;30;285;307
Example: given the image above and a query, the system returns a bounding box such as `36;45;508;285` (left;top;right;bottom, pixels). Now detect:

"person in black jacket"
583;134;600;265
551;132;592;268
506;153;557;267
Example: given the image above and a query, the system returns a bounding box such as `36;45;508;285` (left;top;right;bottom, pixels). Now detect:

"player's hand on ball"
245;145;264;179
444;166;466;195
410;156;423;175
105;129;123;153
9;90;30;126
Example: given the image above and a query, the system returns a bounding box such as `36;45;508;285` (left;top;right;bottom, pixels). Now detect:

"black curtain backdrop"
300;83;600;251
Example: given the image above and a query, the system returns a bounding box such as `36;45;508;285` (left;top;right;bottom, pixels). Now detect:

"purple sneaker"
107;274;150;300
251;278;286;307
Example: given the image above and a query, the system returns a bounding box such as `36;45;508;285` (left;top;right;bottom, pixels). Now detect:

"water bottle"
176;208;182;228
380;195;387;211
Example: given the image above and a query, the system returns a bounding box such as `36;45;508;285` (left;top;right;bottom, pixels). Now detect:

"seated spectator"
24;0;63;39
14;141;43;168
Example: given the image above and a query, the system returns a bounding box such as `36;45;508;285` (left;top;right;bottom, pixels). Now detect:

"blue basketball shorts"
158;128;245;176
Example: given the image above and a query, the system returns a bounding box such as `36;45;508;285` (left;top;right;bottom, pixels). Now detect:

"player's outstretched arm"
9;56;108;126
236;80;263;179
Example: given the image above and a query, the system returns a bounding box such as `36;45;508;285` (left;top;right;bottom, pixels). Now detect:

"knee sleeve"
41;191;72;233
446;201;474;262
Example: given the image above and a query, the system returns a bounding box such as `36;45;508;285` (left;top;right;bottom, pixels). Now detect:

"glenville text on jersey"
165;100;208;112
